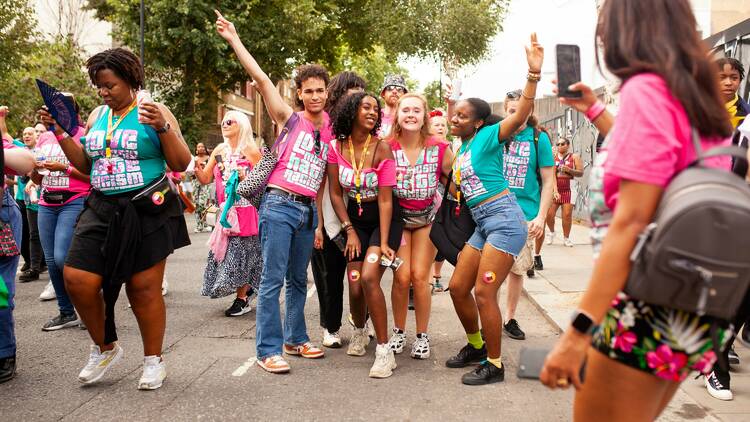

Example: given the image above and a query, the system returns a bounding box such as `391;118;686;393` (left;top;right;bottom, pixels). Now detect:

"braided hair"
85;48;144;90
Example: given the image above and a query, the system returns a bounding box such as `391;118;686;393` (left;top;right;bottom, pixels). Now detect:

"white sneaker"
563;238;574;248
705;371;733;401
138;355;166;390
322;329;342;348
369;343;397;378
410;333;431;359
161;278;168;296
39;281;56;301
388;328;406;354
78;343;124;384
546;232;555;245
347;328;370;356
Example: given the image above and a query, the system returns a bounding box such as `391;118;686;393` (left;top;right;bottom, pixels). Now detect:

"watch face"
572;312;594;334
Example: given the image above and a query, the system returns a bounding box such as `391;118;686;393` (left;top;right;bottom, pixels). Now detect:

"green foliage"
0;38;98;138
422;80;444;111
87;0;508;145
0;0;38;79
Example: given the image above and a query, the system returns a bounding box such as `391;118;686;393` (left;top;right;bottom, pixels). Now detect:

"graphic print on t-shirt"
39;143;70;189
504;141;531;189
86;128;146;191
456;150;487;201
394;146;439;201
339;166;379;200
281;130;329;193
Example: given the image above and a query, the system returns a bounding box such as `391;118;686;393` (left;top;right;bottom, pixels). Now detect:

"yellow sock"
487;356;502;369
467;331;484;349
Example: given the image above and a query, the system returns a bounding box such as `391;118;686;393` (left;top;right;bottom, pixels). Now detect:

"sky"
406;0;607;102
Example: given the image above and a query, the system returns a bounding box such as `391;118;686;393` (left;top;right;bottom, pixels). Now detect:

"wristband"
65;165;73;176
56;133;65;142
585;101;606;122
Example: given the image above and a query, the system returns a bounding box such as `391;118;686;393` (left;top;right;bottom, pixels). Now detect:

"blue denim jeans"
38;197;85;316
255;193;317;360
0;190;22;358
467;193;528;257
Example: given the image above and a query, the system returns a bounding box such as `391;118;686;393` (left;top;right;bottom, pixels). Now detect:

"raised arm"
215;10;293;126
40;107;92;173
498;33;544;141
4;148;36;174
0;106;12;142
554;81;614;137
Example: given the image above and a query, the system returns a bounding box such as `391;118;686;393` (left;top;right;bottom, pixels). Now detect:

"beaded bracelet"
585;100;606;122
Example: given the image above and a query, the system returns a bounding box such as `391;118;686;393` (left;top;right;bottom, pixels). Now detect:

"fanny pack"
131;174;179;215
41;190;80;205
402;206;434;229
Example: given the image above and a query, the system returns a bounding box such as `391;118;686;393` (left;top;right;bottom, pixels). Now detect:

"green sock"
487;356;502;369
467;331;484;349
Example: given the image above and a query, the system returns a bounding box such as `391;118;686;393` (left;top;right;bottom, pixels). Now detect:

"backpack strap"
533;127;542;186
271;112;301;157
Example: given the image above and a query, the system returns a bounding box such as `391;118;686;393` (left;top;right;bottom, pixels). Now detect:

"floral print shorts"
592;292;732;382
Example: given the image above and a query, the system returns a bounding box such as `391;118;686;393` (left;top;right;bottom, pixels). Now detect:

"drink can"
451;79;462;101
137;90;153;123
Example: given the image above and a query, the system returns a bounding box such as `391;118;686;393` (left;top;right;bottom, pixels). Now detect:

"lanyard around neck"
105;100;138;158
347;134;372;216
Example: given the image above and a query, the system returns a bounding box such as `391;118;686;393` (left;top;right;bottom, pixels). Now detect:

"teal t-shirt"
12;140;27;202
83;107;166;195
453;122;510;208
504;126;554;220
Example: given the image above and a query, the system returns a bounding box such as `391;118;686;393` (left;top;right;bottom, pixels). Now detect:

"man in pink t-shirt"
216;11;329;374
379;75;408;139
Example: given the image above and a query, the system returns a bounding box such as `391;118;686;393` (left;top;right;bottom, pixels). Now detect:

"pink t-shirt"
390;137;448;210
267;112;333;198
36;128;91;206
378;112;395;139
213;150;257;237
589;73;731;255
327;140;396;201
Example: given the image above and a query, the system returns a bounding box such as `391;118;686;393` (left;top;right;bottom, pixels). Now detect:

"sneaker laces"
85;347;104;367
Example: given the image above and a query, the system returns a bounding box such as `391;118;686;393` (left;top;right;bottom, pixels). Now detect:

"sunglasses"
556;142;569;146
313;129;321;155
221;119;236;127
385;85;406;94
506;90;522;100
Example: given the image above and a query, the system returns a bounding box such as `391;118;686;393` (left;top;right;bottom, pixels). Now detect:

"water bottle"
36;153;49;175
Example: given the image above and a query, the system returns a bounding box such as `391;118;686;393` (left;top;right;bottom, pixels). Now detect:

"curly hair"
294;64;330;108
325;71;366;113
86;48;143;90
331;91;382;140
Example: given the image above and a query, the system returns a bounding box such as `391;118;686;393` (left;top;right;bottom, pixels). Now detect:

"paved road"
1;226;573;421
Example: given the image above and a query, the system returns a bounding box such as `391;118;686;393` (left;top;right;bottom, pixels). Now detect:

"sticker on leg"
349;270;361;282
366;253;379;264
482;271;496;284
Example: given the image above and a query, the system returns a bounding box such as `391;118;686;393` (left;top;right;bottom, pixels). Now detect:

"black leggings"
310;232;347;332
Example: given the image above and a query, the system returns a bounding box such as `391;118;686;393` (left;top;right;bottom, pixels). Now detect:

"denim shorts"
466;194;528;257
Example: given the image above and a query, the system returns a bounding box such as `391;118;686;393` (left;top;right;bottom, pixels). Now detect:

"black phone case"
517;347;587;382
556;44;582;99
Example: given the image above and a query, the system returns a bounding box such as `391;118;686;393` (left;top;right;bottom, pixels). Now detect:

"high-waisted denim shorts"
466;193;528;257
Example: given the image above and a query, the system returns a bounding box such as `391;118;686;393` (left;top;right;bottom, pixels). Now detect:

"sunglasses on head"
556;142;568;146
385;85;406;94
506;90;522;100
222;119;236;127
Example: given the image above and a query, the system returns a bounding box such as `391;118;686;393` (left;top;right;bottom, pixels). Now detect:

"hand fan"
35;79;78;136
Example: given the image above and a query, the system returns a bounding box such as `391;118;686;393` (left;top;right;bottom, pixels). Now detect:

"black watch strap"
570;310;596;336
156;122;170;134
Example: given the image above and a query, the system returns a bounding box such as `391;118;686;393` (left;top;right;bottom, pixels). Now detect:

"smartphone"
556;44;582;98
517;347;586;382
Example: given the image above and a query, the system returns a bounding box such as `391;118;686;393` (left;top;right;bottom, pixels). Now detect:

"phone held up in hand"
556;44;582;99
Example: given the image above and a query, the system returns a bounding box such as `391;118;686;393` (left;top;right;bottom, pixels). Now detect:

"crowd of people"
1;0;749;419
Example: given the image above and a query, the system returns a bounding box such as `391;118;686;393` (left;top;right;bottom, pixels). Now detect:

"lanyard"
453;136;476;216
105;100;138;159
348;134;372;216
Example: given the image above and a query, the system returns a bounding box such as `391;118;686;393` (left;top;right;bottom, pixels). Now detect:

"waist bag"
625;130;750;321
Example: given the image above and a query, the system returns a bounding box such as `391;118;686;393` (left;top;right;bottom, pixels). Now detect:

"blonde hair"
389;93;431;141
221;110;257;155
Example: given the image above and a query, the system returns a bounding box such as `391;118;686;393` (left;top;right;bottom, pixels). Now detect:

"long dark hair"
465;98;502;130
326;71;366;113
596;0;732;138
331;91;382;140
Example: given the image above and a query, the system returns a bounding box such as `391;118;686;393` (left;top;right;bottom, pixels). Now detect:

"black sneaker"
503;319;526;340
42;313;80;331
225;297;251;317
705;370;732;400
526;268;535;278
408;287;415;310
534;255;544;271
18;269;40;282
461;360;505;385
20;262;30;272
728;345;740;366
446;343;487;368
0;355;16;384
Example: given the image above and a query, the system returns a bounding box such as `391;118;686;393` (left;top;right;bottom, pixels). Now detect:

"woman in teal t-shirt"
443;33;544;386
42;48;192;391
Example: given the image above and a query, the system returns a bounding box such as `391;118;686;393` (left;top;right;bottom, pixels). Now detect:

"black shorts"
66;196;191;276
347;199;403;263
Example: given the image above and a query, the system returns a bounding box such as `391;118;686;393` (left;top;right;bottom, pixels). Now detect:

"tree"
330;45;414;93
422;80;444;111
0;37;99;137
0;0;38;78
87;0;509;145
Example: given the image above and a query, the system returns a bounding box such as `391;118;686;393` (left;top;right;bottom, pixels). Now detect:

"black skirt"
346;199;403;262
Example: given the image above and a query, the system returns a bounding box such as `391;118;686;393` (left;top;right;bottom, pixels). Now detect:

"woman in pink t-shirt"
327;91;400;378
540;1;735;420
387;94;452;360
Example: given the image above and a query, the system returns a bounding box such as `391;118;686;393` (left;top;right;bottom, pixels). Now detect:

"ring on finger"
556;378;569;387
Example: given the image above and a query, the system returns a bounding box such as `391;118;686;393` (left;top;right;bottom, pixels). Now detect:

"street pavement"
2;219;573;422
527;221;750;422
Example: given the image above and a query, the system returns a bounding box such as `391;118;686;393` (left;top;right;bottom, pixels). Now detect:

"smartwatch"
570;310;597;336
